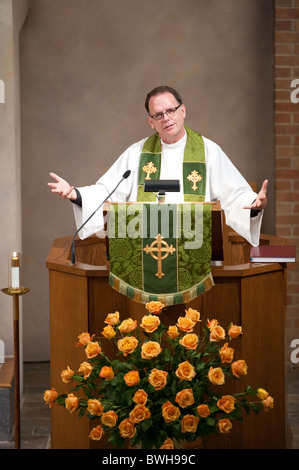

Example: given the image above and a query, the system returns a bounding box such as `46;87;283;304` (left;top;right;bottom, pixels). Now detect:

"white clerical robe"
72;132;263;246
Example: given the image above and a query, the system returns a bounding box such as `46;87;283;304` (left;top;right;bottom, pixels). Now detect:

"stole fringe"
109;272;214;306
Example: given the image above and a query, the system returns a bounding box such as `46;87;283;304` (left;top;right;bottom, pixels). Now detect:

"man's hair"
145;86;183;114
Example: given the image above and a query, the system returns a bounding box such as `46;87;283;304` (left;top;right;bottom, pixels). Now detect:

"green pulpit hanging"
108;202;214;306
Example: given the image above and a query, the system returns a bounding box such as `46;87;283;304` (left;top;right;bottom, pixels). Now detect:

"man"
48;85;267;245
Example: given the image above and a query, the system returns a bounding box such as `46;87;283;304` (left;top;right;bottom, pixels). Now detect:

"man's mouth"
164;123;174;131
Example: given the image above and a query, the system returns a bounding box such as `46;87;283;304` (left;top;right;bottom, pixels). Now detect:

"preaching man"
48;85;267;246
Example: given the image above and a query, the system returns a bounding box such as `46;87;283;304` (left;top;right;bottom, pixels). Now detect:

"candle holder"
1;251;29;449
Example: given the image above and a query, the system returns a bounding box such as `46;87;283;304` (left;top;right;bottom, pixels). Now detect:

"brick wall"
274;0;299;339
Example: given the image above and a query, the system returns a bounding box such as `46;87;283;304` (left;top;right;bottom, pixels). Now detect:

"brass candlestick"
1;286;30;449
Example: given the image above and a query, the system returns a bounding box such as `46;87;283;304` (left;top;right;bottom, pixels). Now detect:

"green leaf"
141;418;153;433
163;347;171;362
82;386;91;398
72;374;85;382
55;395;66;406
205;417;216;427
250;402;261;414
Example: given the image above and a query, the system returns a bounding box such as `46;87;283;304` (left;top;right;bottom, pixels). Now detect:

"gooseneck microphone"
70;170;131;265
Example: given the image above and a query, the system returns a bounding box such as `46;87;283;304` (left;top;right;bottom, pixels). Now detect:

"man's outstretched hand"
47;172;77;200
244;179;268;211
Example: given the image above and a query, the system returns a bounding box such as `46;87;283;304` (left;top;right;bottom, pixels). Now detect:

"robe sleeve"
204;138;263;247
72;139;144;239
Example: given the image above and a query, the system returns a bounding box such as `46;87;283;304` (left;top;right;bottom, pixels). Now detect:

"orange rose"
104;311;120;325
78;361;93;379
129;404;151;423
118;318;137;334
177;316;196;332
263;395;274;412
231;360;248;378
162;401;181;422
87;399;104;416
61;366;74;383
140;314;160;333
175;388;194;408
207;319;219;329
117;336;138;356
133;389;148;405
99;366;114;380
181;414;199;433
148;368;168;390
218;418;232;433
185;308;201;322
124;370;140;386
207;367;225;385
43;388;58;408
141;341;162;359
209;325;226;342
145;301;165;314
160;438;175;449
219;343;234;364
175;360;196;381
217;395;236;414
101;410;118;428
228;324;242;338
65;393;79;413
196;404;211;418
89;425;104;440
118;418;136;439
167;325;180;339
85;341;102;359
179;333;199;350
77;332;94;346
101;324;116;339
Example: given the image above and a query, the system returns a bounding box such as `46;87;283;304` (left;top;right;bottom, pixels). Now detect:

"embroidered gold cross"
187;170;202;191
143;161;157;180
143;234;176;279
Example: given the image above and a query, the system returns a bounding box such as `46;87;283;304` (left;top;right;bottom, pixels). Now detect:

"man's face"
147;92;186;144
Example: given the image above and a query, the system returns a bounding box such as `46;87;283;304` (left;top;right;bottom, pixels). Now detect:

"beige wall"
0;0;28;365
19;0;274;361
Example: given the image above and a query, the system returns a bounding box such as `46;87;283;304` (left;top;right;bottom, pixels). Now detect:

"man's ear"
147;115;155;131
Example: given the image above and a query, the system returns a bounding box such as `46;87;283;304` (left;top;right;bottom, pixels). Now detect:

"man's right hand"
48;172;77;200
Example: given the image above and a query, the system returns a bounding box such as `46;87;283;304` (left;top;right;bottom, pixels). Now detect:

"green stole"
137;126;206;202
108;126;214;306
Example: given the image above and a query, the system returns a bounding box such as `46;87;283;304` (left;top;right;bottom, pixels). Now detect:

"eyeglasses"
149;104;182;121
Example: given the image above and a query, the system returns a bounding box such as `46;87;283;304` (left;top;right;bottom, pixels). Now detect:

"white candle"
11;253;20;289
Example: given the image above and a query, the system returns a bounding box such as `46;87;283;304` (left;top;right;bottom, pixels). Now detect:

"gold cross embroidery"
143;234;176;279
187;170;202;191
143;161;157;180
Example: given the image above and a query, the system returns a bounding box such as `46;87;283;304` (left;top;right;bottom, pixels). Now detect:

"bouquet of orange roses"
44;302;273;449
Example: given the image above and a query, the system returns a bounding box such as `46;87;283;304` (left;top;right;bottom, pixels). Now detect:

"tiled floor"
0;361;298;449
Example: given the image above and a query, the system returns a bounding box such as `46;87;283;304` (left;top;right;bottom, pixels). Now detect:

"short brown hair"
145;86;183;114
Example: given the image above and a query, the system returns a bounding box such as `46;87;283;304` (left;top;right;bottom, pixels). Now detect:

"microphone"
70;170;131;265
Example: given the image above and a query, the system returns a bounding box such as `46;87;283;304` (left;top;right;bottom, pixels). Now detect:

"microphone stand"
70;171;131;265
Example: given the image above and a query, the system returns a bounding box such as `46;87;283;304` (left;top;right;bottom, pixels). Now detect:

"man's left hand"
243;179;268;211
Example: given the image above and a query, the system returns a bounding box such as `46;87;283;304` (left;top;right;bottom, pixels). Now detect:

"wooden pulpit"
46;206;288;449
